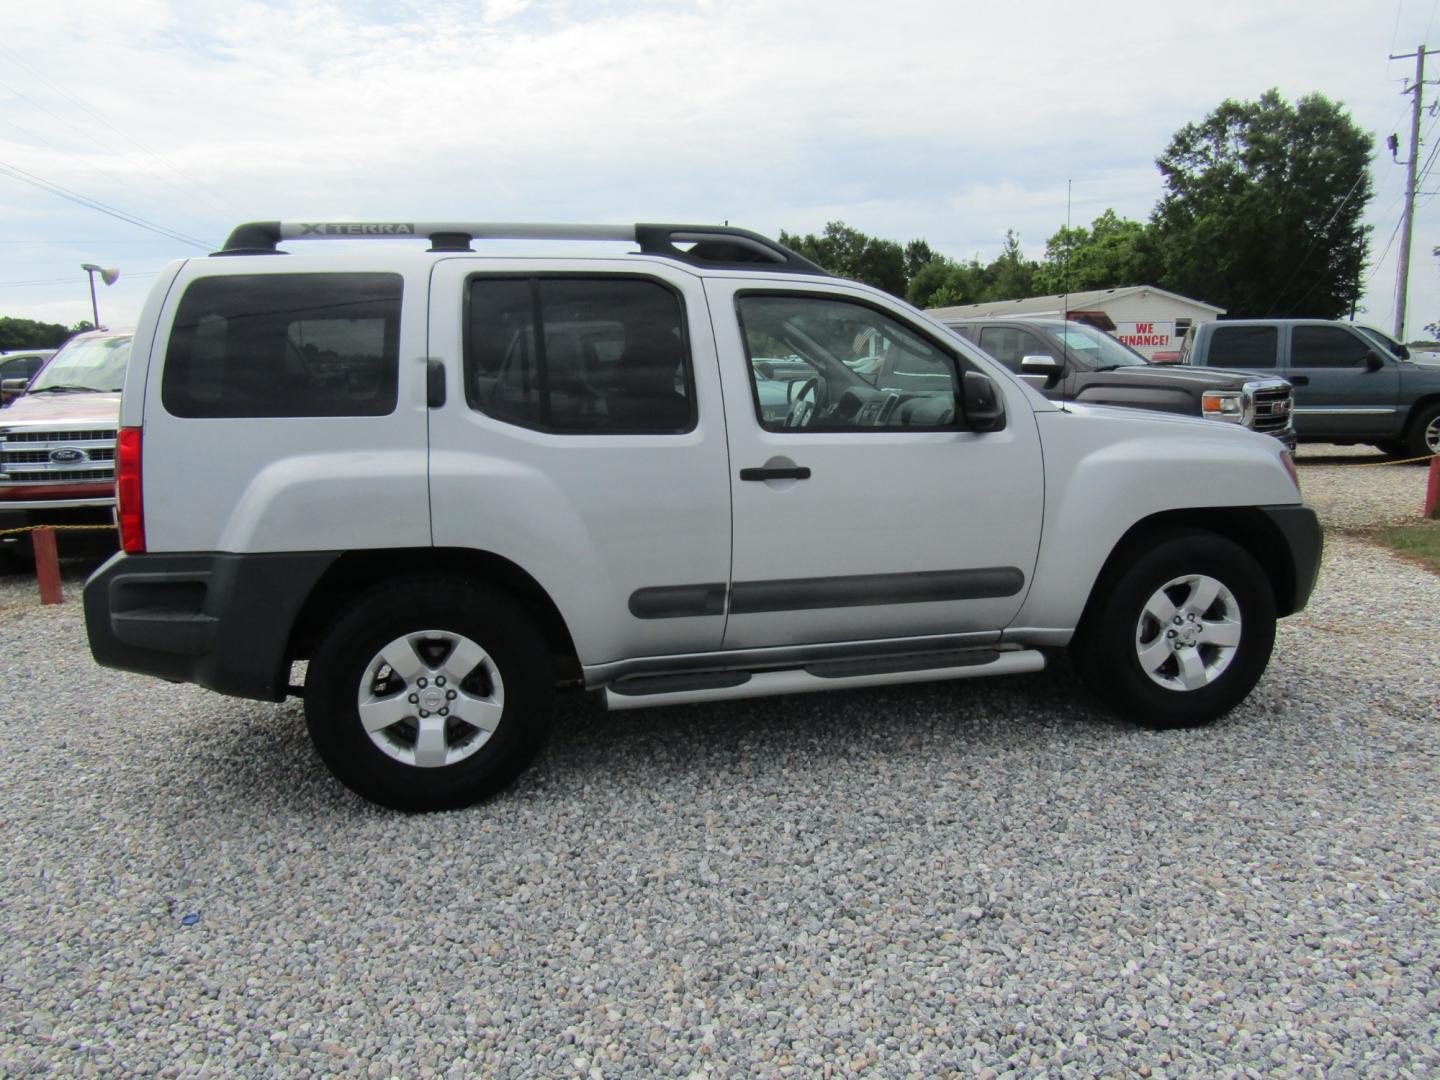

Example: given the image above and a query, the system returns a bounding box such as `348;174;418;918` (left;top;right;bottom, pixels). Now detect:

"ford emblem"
49;447;88;465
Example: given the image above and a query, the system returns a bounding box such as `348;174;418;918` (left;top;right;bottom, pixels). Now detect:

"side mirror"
961;370;1006;432
1020;354;1063;375
1019;354;1063;387
1365;351;1385;372
1;377;28;396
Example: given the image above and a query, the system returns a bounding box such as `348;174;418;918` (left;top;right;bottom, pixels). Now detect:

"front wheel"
304;578;555;811
1403;401;1440;459
1072;534;1276;729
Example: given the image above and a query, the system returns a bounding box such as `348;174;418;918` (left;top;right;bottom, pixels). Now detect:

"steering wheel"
784;376;821;428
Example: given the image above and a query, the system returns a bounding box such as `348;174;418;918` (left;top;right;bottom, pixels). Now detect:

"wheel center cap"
419;688;446;711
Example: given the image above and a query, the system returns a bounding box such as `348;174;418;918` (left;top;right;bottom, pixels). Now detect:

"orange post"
1426;455;1440;520
33;527;63;605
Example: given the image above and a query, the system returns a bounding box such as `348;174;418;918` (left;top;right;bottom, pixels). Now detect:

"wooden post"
1426;454;1440;520
33;527;63;605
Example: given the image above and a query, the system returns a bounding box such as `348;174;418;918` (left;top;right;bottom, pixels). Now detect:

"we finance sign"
1115;321;1174;349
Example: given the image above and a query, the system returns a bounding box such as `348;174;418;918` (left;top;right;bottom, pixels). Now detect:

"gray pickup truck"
1178;319;1440;457
942;317;1295;448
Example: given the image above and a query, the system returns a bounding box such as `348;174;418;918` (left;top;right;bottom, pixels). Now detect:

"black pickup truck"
942;317;1295;447
1178;318;1440;457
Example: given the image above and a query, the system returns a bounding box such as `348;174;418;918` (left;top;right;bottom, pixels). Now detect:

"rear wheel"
1072;534;1276;729
304;577;554;811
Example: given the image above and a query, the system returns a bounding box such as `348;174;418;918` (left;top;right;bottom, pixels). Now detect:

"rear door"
1283;324;1400;438
708;280;1044;650
426;259;732;667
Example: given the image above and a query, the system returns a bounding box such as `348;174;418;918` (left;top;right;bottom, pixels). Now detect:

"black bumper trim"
84;550;340;702
1258;504;1323;615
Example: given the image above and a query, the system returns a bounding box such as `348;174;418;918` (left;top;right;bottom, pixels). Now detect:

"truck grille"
1250;386;1294;438
0;426;118;486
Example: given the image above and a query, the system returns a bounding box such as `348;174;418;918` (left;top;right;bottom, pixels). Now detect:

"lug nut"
1166;629;1176;638
446;689;457;700
417;677;428;688
436;676;446;687
439;708;449;717
1173;616;1183;625
419;709;429;718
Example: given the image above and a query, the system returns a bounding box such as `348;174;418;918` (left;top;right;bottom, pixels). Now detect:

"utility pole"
1392;45;1428;340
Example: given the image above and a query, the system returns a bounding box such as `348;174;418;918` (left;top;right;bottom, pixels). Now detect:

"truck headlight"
1202;390;1247;424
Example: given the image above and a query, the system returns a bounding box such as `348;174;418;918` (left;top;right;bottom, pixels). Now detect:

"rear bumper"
84;550;339;702
1259;504;1323;615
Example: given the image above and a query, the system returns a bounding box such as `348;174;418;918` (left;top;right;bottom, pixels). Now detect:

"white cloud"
0;0;1435;330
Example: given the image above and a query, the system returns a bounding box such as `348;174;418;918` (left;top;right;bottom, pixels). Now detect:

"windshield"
28;335;132;393
1046;323;1148;369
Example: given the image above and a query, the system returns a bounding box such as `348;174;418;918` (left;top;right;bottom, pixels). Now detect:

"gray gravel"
2;449;1438;1077
1294;442;1434;530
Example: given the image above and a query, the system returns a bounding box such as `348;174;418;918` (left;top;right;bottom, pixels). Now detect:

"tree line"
0;317;94;352
782;90;1374;321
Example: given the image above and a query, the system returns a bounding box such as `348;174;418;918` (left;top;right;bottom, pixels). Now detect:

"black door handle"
426;358;446;407
740;466;811;481
1289;375;1309;386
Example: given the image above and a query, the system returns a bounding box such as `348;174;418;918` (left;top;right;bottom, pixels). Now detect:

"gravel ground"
1;449;1437;1077
1293;443;1434;530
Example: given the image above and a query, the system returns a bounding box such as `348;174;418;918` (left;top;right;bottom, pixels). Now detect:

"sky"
2;0;1438;338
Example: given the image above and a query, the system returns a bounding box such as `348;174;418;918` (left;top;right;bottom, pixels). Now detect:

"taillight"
116;426;145;553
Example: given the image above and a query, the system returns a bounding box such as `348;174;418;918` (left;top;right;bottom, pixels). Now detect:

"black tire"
1402;400;1440;459
304;577;555;811
1071;533;1276;730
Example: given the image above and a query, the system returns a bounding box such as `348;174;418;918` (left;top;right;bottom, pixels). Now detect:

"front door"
1285;324;1399;439
707;281;1045;650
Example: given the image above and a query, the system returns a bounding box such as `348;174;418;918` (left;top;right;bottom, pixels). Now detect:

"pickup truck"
942;317;1295;447
0;330;128;567
1178;319;1440;457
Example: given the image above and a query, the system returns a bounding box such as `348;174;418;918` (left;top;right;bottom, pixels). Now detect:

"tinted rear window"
162;273;403;418
1207;326;1277;369
465;276;693;434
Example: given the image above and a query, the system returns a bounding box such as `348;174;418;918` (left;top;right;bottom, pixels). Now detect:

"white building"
928;285;1226;361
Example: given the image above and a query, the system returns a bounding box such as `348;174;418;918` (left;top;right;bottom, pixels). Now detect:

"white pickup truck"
0;331;129;567
84;221;1322;810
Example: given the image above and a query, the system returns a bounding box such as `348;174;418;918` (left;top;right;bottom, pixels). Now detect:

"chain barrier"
0;524;116;538
1303;452;1439;468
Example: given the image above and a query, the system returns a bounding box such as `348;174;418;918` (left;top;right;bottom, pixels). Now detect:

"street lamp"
80;263;119;329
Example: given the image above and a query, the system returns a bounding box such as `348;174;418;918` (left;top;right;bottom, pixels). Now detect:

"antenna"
1062;179;1072;322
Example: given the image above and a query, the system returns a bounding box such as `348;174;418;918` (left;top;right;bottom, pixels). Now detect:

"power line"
0;159;213;249
0;272;160;288
0;44;245;222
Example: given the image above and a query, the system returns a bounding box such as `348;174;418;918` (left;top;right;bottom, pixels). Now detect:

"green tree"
779;222;908;297
1151;89;1372;317
1032;210;1163;294
0;316;87;351
986;230;1038;300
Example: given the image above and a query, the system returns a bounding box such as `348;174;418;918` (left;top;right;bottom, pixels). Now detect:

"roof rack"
213;221;829;275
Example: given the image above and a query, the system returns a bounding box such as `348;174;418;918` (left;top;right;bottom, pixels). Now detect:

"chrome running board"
603;648;1046;711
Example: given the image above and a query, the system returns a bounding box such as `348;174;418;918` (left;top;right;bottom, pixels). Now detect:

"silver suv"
84;221;1322;810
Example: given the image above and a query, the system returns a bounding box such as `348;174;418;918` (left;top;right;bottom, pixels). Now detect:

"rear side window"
465;277;693;434
1290;326;1374;368
1207;326;1277;369
162;273;402;418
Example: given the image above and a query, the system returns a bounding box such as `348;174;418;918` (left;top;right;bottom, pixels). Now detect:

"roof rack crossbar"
213;221;828;274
